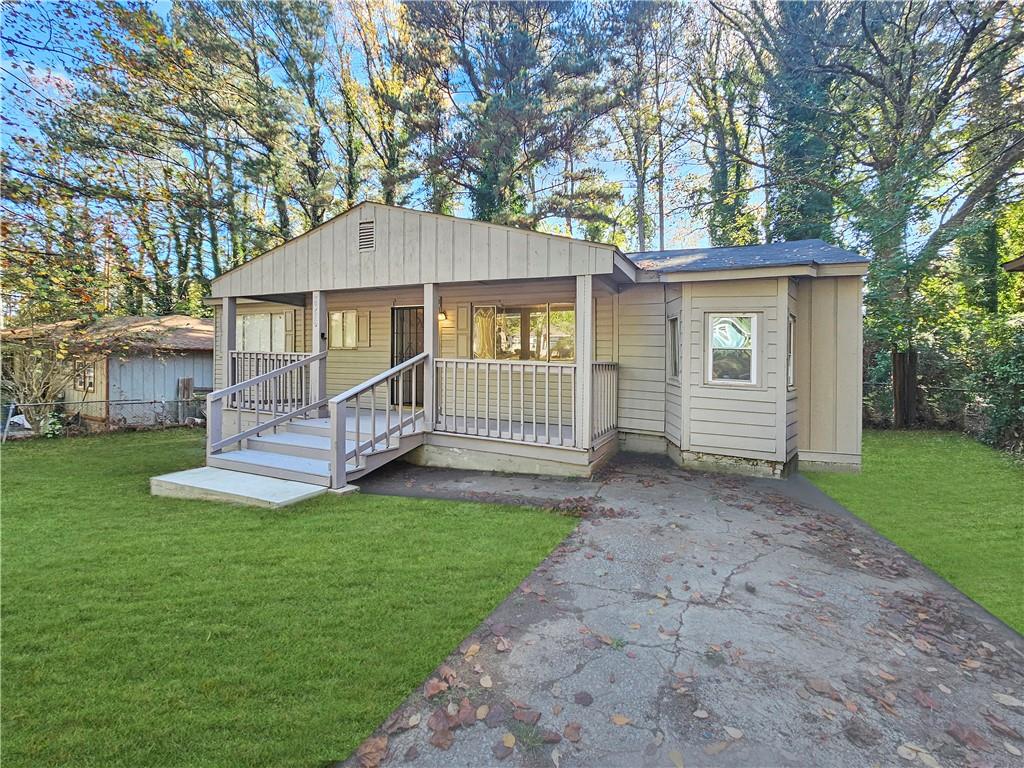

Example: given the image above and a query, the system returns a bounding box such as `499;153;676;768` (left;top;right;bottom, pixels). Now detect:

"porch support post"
222;296;236;388
575;275;594;450
423;283;438;432
311;290;328;410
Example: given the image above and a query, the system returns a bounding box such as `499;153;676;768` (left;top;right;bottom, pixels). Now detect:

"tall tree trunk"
892;347;918;428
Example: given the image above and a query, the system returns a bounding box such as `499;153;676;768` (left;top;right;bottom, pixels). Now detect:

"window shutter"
356;310;371;348
284;309;295;352
456;304;470;358
358;220;375;251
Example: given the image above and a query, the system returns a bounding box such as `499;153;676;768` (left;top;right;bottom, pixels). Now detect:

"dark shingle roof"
626;239;868;274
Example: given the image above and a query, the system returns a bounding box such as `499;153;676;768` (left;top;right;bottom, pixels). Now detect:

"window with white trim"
329;310;359;349
707;313;757;384
73;361;95;392
471;304;575;362
787;314;796;389
667;317;679;380
235;312;288;352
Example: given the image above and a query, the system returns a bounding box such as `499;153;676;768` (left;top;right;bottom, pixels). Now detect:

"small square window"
707;314;757;384
329;310;358;349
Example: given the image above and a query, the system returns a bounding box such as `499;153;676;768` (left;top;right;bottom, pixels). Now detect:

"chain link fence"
2;398;206;440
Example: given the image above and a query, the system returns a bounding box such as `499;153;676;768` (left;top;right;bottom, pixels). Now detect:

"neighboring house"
3;315;214;427
182;201;867;497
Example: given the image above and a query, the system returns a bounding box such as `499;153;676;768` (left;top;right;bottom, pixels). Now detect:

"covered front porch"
206;276;620;488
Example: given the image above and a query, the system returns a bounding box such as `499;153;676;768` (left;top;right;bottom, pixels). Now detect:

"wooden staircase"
204;351;430;491
208;412;424;486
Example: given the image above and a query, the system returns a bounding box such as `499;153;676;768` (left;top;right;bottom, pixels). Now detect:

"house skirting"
794;451;862;473
404;431;618;478
618;431;797;479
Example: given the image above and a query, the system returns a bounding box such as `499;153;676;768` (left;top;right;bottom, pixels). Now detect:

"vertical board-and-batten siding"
108;352;213;401
616;284;666;434
681;278;783;461
795;276;863;463
211;203;618;298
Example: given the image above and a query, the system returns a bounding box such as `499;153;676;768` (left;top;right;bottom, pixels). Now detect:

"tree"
405;0;615;227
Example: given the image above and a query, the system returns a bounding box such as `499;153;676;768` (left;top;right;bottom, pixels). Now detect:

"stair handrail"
207;350;328;455
328;351;429;488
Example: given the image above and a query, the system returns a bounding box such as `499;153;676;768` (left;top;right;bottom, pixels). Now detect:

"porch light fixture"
437;310;447;321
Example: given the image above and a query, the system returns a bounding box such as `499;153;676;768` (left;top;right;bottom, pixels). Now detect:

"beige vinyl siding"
616;284;666;434
594;281;616;362
62;355;109;419
681;278;783;461
664;286;682;447
212;202;618;298
795;275;863;463
213;301;306;389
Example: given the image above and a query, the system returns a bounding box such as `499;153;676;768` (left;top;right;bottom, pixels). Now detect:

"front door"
391;306;424;406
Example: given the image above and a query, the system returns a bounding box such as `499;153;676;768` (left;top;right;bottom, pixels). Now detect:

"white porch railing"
434;358;576;446
328;352;428;488
228;351;311;410
592;362;618;442
207;351;327;454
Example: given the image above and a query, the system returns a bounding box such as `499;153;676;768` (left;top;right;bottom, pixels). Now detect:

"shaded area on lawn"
0;430;575;768
805;430;1023;632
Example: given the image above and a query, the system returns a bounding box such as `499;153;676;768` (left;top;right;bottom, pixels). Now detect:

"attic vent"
358;220;375;251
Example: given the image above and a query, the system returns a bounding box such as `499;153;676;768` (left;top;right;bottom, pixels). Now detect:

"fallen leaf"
962;659;982;670
629;623;641;630
480;675;493;689
484;703;507;728
1006;742;1023;757
495;636;512;653
439;665;457;683
464;643;480;660
611;714;631;726
877;670;897;682
574;691;593;707
513;708;541;725
552;704;563;716
539;729;562;743
946;722;992;752
491;741;512;761
424;678;448;699
476;704;489;721
912;689;936;710
806;678;842;701
938;684;951;694
356;735;388;768
693;709;709;719
668;749;685;768
457;698;476;727
428;728;453;750
403;744;418;762
724;726;743;740
918;752;940;768
983;709;1023;740
993;692;1024;709
408;713;421;728
704;741;730;755
502;732;516;748
896;744;917;761
564;722;582;743
552;748;561;768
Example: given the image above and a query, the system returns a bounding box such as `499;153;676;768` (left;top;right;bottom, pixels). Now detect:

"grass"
805;429;1024;632
1;430;576;768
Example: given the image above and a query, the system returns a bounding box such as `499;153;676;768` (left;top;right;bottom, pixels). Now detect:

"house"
1002;255;1024;272
152;202;867;505
2;315;214;429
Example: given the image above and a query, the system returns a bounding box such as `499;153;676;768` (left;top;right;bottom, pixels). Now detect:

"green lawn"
1;430;575;768
805;430;1024;632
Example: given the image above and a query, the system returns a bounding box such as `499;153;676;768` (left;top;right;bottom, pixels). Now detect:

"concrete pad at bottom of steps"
150;466;327;508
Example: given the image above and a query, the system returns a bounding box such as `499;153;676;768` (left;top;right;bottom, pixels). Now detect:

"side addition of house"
152;202;867;505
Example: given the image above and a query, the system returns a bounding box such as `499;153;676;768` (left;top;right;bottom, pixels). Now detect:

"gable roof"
1;315;214;352
627;239;868;274
1002;255;1024;272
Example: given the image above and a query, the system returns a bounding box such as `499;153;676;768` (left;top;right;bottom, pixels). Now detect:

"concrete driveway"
347;454;1024;768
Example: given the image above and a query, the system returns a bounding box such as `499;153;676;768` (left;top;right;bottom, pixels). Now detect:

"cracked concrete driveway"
346;454;1024;768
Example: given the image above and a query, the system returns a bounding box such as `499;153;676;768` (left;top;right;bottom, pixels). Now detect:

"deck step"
209;449;331;486
247;430;333;459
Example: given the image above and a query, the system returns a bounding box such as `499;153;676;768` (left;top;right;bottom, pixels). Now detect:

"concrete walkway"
347;455;1024;768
